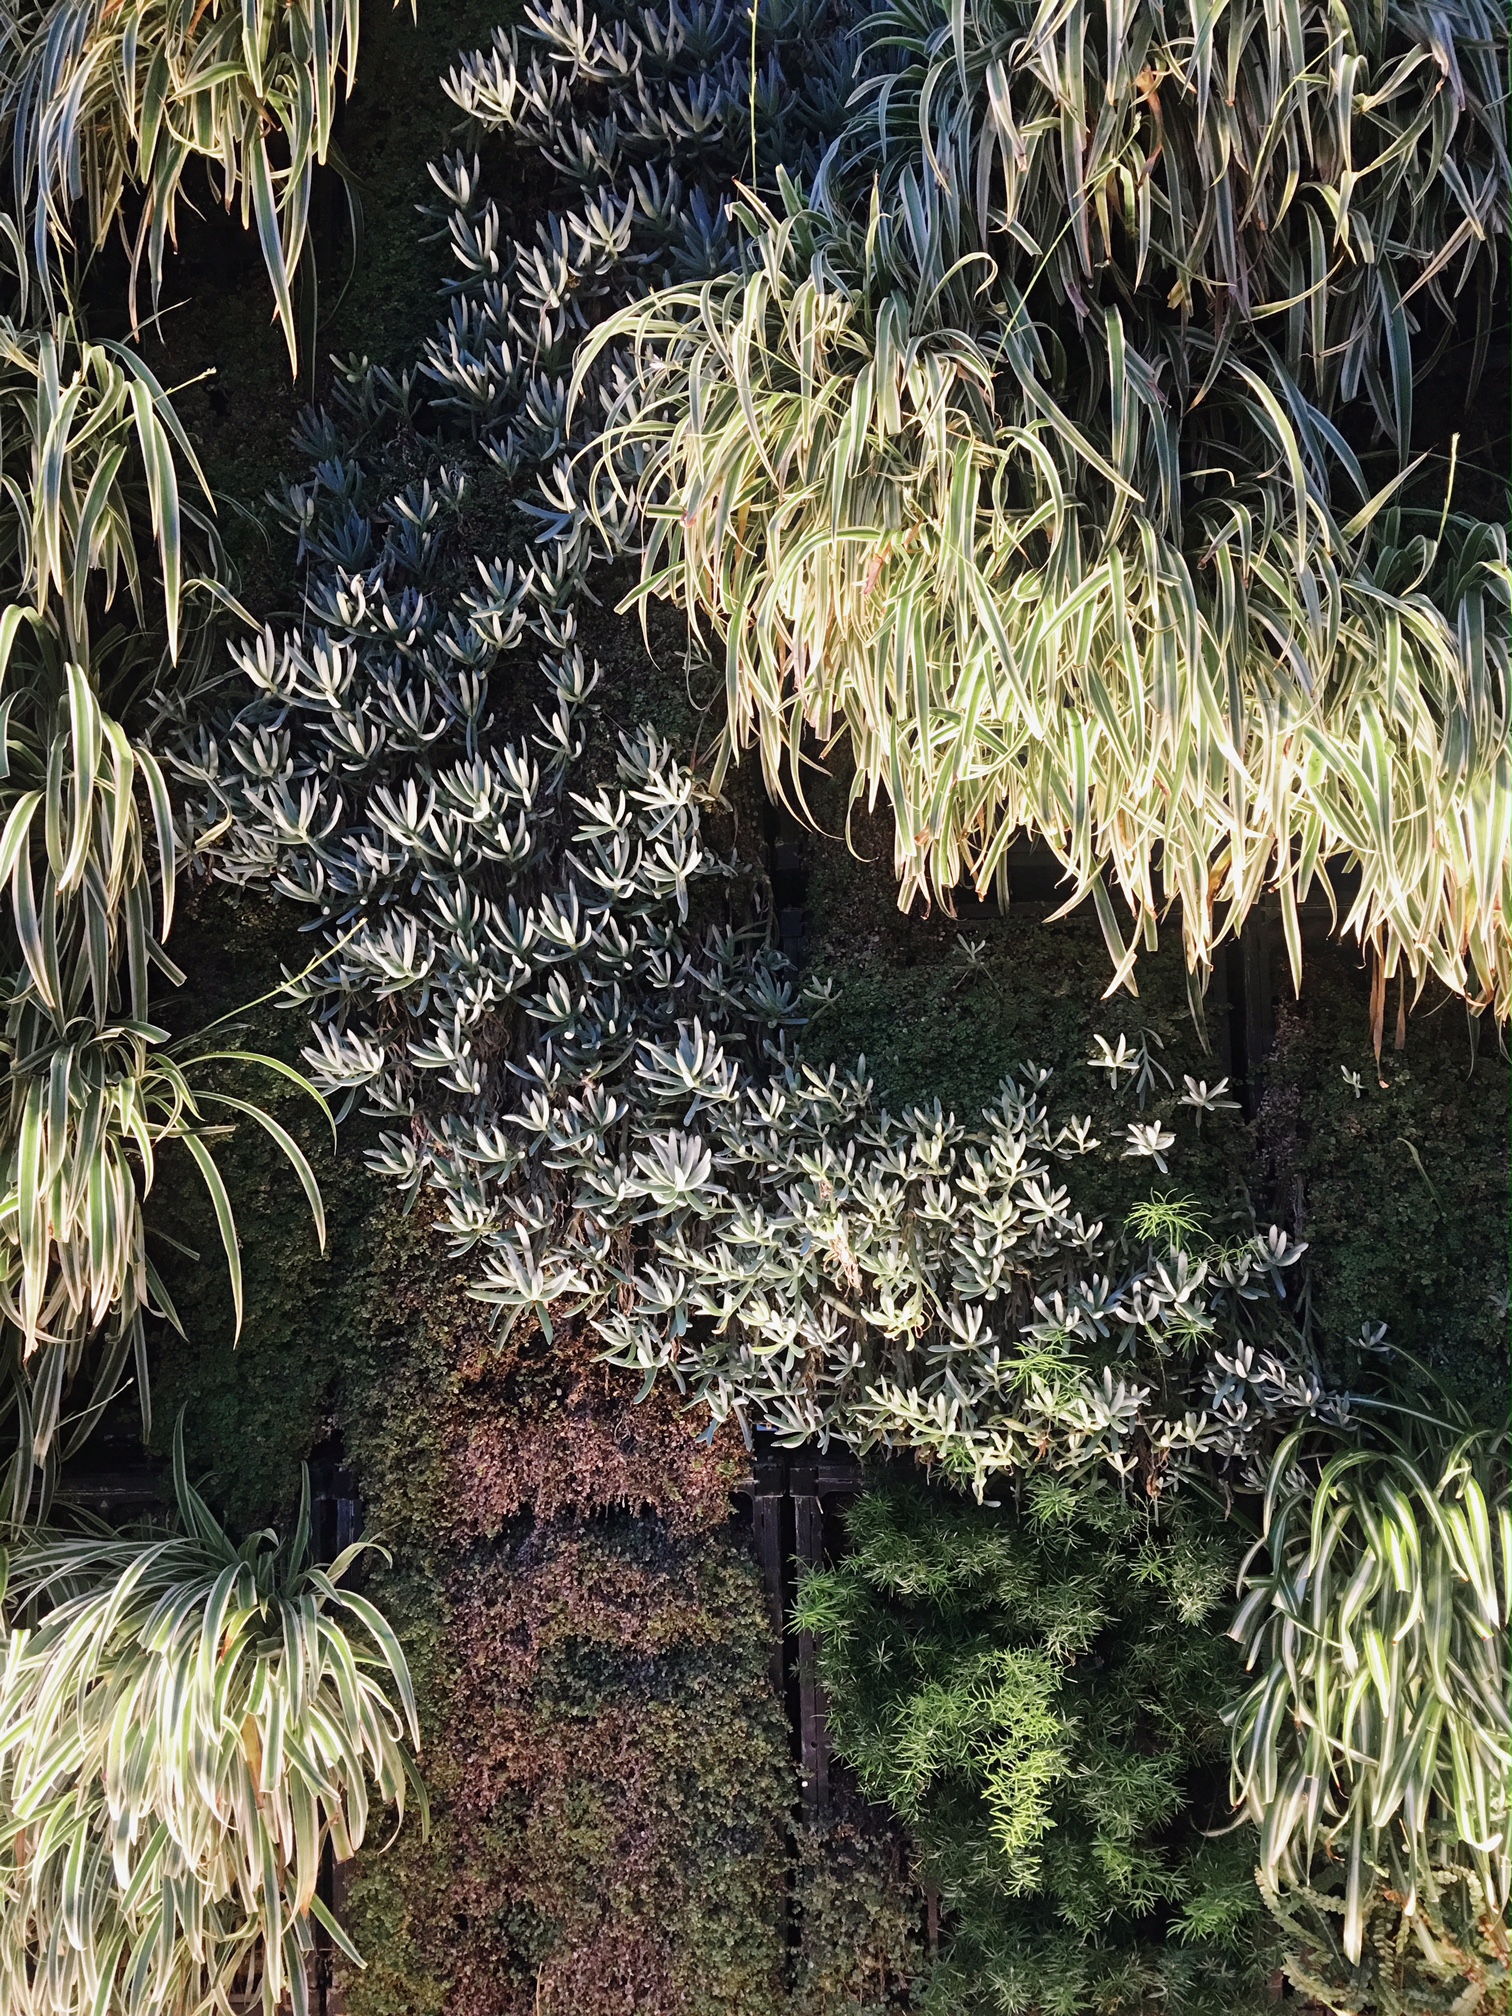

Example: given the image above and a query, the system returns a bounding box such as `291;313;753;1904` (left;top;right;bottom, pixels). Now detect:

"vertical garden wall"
0;0;1505;2012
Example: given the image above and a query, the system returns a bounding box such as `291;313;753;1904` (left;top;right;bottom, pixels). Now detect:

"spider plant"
0;679;332;1520
0;636;331;1516
0;222;213;666
0;235;327;1516
0;1426;424;2014
0;0;407;371
1228;1409;1509;1972
588;173;1509;1012
844;0;1508;452
582;0;1511;1013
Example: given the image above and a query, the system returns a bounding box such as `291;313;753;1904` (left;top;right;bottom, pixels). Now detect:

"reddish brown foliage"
436;1522;790;2016
346;1211;920;2016
445;1326;745;1538
345;1219;792;2014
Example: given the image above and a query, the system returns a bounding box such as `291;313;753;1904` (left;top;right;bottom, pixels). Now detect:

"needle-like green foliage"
0;0;404;370
0;1429;424;2015
583;0;1510;1013
1228;1409;1509;1981
794;1475;1277;2013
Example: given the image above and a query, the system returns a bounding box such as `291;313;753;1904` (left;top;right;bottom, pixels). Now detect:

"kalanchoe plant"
581;1056;1324;1490
186;561;1336;1494
166;0;850;1218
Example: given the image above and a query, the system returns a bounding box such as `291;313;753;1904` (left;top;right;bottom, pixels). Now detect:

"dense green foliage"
1257;961;1509;1415
794;1476;1275;2013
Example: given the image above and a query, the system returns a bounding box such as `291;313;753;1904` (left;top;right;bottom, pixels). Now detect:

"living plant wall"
0;0;1505;2012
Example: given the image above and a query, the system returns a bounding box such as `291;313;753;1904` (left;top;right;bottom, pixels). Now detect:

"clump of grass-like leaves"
843;0;1507;440
0;15;417;2001
0;0;399;369
0;1430;423;2014
1229;1405;1509;1986
584;0;1510;1014
0;229;327;1514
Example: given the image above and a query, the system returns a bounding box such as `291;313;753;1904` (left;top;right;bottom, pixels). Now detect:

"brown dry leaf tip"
1369;943;1388;1064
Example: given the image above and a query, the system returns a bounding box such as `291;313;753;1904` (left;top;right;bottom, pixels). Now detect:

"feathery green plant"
0;1428;423;2014
794;1475;1278;2013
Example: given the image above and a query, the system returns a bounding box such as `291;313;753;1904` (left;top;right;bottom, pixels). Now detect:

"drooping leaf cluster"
1230;1410;1509;1993
0;0;392;371
585;0;1511;1013
0;0;361;1512
0;1430;423;2015
793;1473;1277;2013
0;232;330;1516
0;7;424;2004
